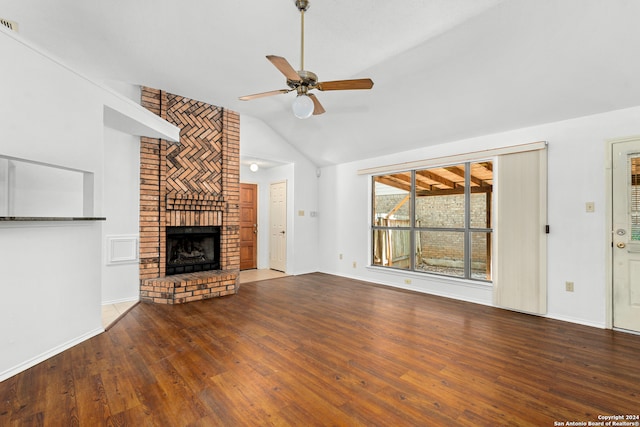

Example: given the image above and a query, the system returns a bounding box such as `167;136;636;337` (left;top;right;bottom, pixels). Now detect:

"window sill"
365;265;493;290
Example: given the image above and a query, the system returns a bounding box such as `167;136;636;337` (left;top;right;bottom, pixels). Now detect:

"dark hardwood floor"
1;273;639;426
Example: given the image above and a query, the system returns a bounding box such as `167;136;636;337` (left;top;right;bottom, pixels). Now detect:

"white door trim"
269;180;287;273
605;135;640;330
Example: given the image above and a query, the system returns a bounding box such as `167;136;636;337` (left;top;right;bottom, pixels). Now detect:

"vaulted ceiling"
3;0;640;167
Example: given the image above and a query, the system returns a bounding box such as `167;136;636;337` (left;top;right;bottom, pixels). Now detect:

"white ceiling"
3;0;640;167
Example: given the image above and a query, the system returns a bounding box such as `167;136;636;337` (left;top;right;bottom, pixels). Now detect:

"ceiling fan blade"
239;89;291;101
316;78;374;91
309;94;325;115
266;55;301;82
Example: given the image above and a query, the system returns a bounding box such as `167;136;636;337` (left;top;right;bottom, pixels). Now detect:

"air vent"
1;18;19;32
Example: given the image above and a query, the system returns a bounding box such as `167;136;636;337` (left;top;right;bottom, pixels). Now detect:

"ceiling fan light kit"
292;94;314;119
239;0;374;119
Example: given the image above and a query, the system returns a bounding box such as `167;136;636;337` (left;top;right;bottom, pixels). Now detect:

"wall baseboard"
545;313;606;330
101;296;139;306
0;328;103;383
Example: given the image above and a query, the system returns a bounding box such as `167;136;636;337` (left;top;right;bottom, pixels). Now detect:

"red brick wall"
138;87;240;304
221;108;240;270
374;192;490;264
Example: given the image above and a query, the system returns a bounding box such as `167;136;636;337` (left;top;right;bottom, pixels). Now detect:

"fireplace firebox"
166;226;220;275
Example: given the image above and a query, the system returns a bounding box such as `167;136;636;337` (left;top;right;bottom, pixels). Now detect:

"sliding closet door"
493;147;547;314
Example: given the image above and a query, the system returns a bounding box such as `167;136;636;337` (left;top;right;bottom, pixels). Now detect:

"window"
365;141;547;314
632;156;640;241
372;161;493;282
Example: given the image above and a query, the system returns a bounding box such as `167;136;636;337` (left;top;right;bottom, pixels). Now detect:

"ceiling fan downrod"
238;0;373;118
296;0;310;71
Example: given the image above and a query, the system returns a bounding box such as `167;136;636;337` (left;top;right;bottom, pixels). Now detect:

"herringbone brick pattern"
166;94;223;197
138;87;240;304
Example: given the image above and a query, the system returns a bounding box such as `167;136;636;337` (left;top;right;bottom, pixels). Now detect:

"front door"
269;181;287;272
612;137;640;333
239;183;257;270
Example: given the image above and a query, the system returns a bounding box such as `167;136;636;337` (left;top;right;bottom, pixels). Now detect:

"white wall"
240;116;320;275
0;29;176;381
0;30;105;381
101;125;140;304
291;162;320;275
240;163;293;270
318;105;640;329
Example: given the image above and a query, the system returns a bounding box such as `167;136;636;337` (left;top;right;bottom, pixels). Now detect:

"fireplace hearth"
166;226;220;275
139;87;239;304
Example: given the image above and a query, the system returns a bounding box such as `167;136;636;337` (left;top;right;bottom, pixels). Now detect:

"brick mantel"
138;87;240;304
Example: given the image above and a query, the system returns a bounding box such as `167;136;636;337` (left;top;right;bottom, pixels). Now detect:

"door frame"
605;135;640;330
269;180;288;273
239;182;258;270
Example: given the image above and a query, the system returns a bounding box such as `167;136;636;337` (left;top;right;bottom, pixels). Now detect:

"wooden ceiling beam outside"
416;186;492;197
471;162;494;188
478;161;493;172
375;175;411;193
416;169;457;189
444;165;466;180
444;165;488;187
375;162;493;195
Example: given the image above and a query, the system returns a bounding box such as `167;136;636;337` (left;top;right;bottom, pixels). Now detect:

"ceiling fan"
238;0;374;119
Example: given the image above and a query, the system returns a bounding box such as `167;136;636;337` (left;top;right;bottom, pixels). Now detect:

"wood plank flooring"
1;272;639;426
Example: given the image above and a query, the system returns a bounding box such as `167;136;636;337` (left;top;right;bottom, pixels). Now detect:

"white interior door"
269;181;287;272
612;138;640;333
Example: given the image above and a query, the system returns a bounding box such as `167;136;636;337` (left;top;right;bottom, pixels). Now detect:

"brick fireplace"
138;87;240;304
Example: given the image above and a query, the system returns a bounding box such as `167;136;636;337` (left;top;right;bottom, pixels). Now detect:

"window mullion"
410;170;416;271
464;162;471;279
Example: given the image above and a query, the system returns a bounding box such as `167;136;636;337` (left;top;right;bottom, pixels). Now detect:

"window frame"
371;160;493;283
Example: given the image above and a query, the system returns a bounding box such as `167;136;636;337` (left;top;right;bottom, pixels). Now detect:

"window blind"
493;146;548;314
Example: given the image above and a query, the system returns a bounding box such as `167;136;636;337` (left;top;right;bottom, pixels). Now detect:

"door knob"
617;242;626;249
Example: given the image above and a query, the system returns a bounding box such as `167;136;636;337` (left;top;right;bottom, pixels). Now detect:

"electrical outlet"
352;261;357;268
585;202;595;213
404;279;412;284
565;281;574;292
